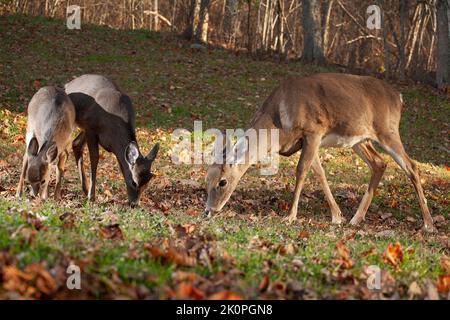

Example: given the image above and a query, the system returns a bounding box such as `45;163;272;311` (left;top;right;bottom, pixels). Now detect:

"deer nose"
128;200;139;208
203;209;212;218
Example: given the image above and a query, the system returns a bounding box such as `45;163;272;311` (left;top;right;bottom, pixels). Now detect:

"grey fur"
17;86;75;199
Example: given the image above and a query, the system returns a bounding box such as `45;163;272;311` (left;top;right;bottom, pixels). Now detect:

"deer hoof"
349;216;363;226
283;214;297;225
332;215;345;225
422;224;437;233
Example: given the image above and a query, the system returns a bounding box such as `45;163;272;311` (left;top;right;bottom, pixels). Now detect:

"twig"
143;10;173;27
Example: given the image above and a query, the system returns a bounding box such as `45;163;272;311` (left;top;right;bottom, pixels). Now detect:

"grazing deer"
205;73;435;232
16;86;75;200
65;74;159;207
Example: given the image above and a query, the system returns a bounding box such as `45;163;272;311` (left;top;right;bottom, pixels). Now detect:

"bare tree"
182;0;201;40
194;0;211;43
436;0;450;88
398;0;407;80
6;0;446;81
302;0;324;63
223;0;238;45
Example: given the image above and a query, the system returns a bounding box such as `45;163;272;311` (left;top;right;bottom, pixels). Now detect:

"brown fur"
206;73;435;232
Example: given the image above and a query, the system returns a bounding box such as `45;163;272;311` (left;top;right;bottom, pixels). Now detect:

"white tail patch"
399;93;404;104
320;134;368;148
279;100;293;130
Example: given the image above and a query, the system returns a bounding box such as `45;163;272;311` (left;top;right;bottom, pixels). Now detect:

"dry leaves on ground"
333;241;353;270
3;263;56;299
99;223;124;240
383;242;404;271
145;244;197;267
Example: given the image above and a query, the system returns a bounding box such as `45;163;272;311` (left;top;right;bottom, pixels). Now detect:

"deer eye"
218;179;228;187
131;181;137;188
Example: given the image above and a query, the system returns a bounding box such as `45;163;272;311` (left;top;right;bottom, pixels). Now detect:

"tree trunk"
398;0;407;80
182;0;201;40
322;0;333;55
302;0;324;63
275;0;284;55
224;0;238;45
247;0;253;54
194;0;211;43
436;0;450;88
154;0;159;31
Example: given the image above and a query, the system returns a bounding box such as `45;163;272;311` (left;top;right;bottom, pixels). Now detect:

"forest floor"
0;14;449;299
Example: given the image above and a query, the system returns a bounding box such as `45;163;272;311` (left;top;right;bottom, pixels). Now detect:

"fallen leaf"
186;208;199;216
172;271;200;283
209;291;242;300
3;263;56;298
11;135;25;145
276;243;296;255
278;201;290;212
0;159;8;168
32;80;41;90
388;199;398;209
59;212;76;229
182;223;196;235
383;242;403;270
145;244;196;267
176;282;204;300
436;275;450;293
99;224;124;240
298;230;310;240
258;275;270;292
333;241;353;270
222;250;235;265
440;256;450;273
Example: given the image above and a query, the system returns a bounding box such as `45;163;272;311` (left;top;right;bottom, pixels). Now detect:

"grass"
0;14;449;299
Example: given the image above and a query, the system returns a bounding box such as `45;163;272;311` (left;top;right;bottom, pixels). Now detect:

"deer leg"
73;131;88;196
311;154;344;224
285;135;321;224
378;134;435;232
54;149;68;200
16;154;28;198
86;132;99;202
350;141;386;226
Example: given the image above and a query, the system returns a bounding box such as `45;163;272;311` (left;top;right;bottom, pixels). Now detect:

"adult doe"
16;86;75;200
205;73;435;232
65;74;159;207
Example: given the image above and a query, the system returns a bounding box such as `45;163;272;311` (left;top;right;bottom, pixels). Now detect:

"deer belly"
320;134;368;148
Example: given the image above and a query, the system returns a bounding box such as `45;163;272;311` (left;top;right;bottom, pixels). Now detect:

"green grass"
0;14;449;299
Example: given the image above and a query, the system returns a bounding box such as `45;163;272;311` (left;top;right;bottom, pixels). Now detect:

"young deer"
64;74;159;207
205;73;436;232
16;86;75;200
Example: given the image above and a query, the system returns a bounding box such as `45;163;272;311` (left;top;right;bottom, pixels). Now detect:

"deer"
64;74;160;207
16;86;75;200
205;73;436;232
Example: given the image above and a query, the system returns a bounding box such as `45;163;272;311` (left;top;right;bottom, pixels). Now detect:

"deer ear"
27;137;39;156
227;137;247;165
125;142;139;166
146;143;160;162
46;142;58;163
